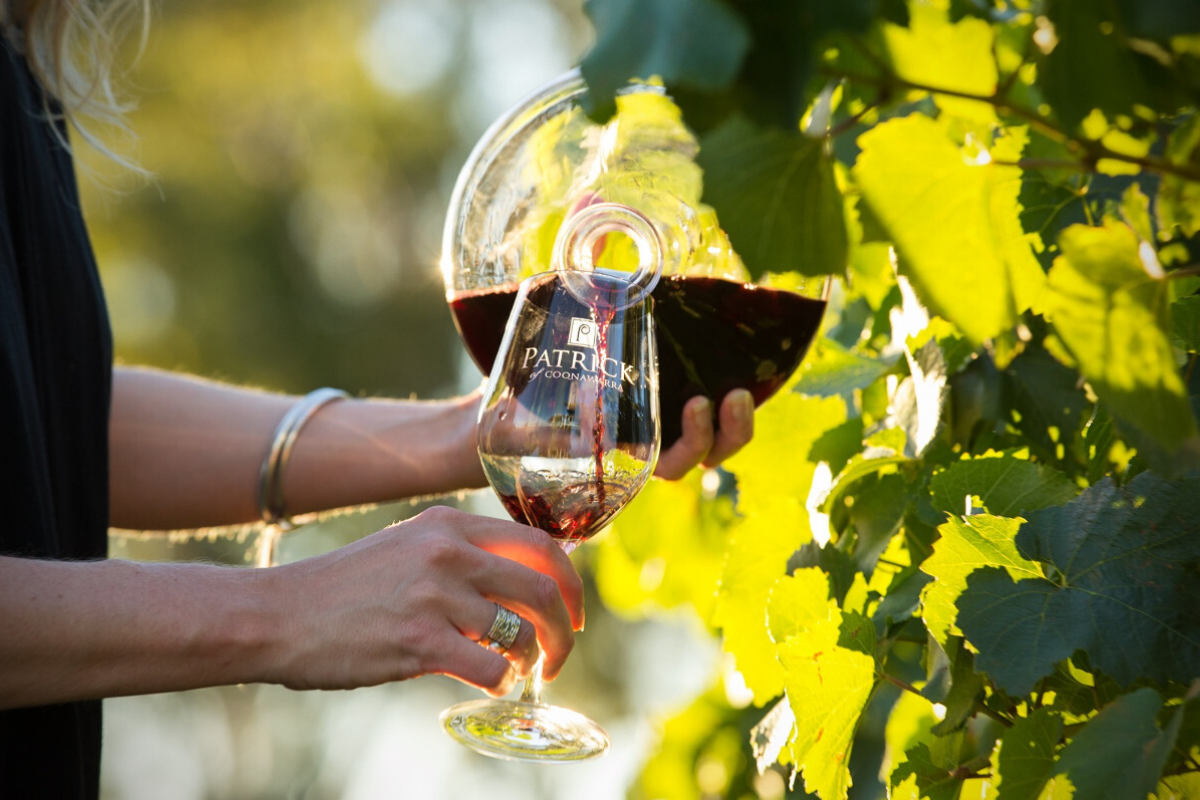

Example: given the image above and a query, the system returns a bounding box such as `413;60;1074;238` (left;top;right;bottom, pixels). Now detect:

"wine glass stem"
519;656;544;704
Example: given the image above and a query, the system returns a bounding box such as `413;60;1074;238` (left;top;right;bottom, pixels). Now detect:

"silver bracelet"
257;387;349;530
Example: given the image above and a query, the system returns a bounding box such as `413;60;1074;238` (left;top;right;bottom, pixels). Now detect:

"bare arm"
0;506;584;710
109;366;485;531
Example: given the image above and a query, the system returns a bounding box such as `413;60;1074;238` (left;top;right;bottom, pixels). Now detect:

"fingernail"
732;390;754;424
692;397;712;426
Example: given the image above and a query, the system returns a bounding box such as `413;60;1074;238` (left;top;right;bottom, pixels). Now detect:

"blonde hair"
2;0;149;168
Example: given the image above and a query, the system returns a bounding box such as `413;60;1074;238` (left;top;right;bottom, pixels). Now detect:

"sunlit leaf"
928;450;1078;520
919;514;1041;647
713;496;807;704
854;115;1044;344
881;5;998;122
1041;220;1199;455
779;614;876;800
1157;115;1200;238
889;741;967;800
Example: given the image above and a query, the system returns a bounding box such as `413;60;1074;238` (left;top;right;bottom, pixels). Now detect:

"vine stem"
822;66;1200;184
878;672;1014;728
1167;263;1200;280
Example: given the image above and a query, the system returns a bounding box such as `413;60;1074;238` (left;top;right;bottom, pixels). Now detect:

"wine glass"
440;203;662;762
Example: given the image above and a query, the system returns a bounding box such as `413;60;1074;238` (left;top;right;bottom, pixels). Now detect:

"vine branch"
823;65;1200;184
878;671;1014;728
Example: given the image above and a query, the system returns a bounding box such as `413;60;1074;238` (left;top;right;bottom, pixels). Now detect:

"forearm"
109;367;484;530
0;556;284;709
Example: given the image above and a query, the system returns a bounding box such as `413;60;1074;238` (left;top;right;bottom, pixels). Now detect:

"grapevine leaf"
697;114;848;279
928;450;1078;520
789;542;858;608
992;708;1062;800
957;474;1200;696
793;339;900;398
854;115;1043;345
930;638;984;736
1041;661;1123;718
1052;688;1173;800
1163;681;1200;776
881;6;998;123
1156;774;1200;799
580;0;750;119
1157;115;1200;239
779;614;876;800
808;417;866;479
726;392;847;513
1001;344;1090;466
872;566;933;628
1041;220;1199;455
713;497;808;704
1039;0;1167;130
767;567;839;646
889;742;966;800
919;514;1041;647
891;339;950;458
1172;294;1200;352
842;471;912;577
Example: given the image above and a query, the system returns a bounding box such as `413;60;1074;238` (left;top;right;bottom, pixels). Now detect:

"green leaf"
930;637;985;736
840;471;912;577
698;114;848;279
928;450;1079;519
1157;115;1200;238
889;741;967;800
881;6;998;123
580;0;750;119
1052;688;1173;800
1040;0;1164;130
713;497;808;704
993;708;1063;800
793;338;900;398
768;567;839;646
854;115;1044;345
891;337;951;458
1041;220;1199;454
779;613;877;800
919;514;1042;647
727;392;847;513
1002;344;1090;466
1172;294;1200;352
957;474;1200;696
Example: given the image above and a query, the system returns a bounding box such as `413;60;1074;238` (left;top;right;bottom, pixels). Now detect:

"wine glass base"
440;698;610;763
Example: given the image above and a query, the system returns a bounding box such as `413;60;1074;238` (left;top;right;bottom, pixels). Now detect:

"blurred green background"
82;1;724;797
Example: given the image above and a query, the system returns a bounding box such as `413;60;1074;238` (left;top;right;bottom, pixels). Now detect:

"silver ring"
480;604;522;653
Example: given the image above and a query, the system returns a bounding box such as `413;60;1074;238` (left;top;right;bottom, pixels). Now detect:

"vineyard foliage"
580;0;1200;797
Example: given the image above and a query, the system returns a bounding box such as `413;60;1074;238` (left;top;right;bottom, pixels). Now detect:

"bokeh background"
80;0;724;797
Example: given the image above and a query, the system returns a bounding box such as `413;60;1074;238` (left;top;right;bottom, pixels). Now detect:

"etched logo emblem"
568;317;596;348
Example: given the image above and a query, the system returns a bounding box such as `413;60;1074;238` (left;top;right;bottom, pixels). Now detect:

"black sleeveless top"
0;34;114;800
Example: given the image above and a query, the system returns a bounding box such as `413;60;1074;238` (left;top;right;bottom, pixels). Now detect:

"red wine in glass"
449;273;827;445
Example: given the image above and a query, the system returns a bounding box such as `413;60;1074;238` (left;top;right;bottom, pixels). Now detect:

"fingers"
702;389;755;467
410;507;582;681
468;560;577;679
654;396;715;479
461;516;585;632
653;389;756;478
